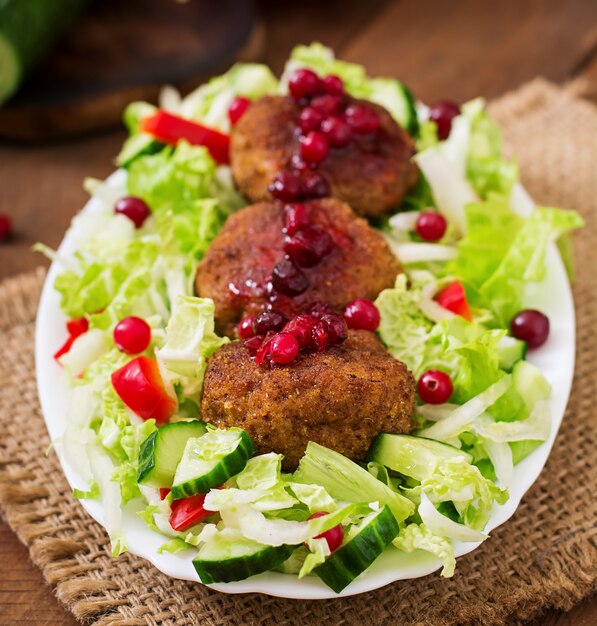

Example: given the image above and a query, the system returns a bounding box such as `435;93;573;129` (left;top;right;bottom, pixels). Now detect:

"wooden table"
1;1;596;624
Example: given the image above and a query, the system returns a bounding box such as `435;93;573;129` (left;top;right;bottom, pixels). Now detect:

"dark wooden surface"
0;0;259;139
1;1;596;624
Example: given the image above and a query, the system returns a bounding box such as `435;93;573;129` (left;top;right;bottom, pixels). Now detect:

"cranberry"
344;298;380;331
312;321;329;352
244;335;265;356
269;332;300;364
113;316;151;354
321;116;353;148
310;94;342;117
238;314;255;339
114;196;150;228
417;370;453;404
320;313;348;345
253;310;287;335
288;68;321;100
283;203;310;235
510;309;550;348
271;257;309;296
415;211;447;242
322;75;344;96
290;154;311;172
268;171;301;202
228;96;251;125
429;101;461;140
283;226;334;268
299;107;324;133
255;334;275;365
344;103;380;134
283;314;318;348
300;171;330;199
307;301;336;319
300;131;329;164
0;214;13;241
308;512;344;552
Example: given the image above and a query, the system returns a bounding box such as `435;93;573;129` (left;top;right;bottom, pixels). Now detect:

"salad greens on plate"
39;43;583;593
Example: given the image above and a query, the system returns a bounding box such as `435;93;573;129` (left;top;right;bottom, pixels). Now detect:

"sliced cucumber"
137;420;207;488
116;134;163;169
314;505;399;593
368;434;472;482
497;336;526;371
369;78;419;135
512;360;551;410
171;427;255;499
193;529;294;583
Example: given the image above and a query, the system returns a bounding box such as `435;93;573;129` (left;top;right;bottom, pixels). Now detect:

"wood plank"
342;0;597;103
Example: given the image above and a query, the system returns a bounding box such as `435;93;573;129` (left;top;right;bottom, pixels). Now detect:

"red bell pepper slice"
435;281;472;321
111;356;176;424
169;493;215;532
159;488;171;501
54;317;90;362
140;110;230;165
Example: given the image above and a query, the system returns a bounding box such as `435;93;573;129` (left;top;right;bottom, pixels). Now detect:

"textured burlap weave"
0;80;596;625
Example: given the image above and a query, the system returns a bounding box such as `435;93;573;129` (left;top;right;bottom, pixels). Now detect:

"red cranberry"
300;131;329;164
114;196;150;228
228;96;251;125
307;302;336;319
283;314;318;348
268;171;301;202
283;226;334;268
344;103;380;134
322;75;344;96
253;310;287;335
238;315;255;339
417;370;453;404
300;171;330;199
312;321;329;352
310;94;342;117
288;69;321;100
320;313;348;345
284;203;310;235
271;258;309;296
255;334;275;365
308;512;344;552
290;154;311;172
0;214;13;241
429;101;461;140
510;309;550;348
299;107;324;133
343;298;380;331
244;335;265;356
269;332;300;364
113;316;151;354
415;211;447;242
321;116;353;148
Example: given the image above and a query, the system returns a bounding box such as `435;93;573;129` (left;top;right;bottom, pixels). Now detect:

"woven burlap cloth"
0;79;596;625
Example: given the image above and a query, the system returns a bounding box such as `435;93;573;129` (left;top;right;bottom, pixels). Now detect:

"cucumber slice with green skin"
171;428;256;499
314;505;399;593
193;530;295;583
513;360;551;410
368;434;472;482
0;0;90;104
369;78;419;136
116;134;163;169
137;420;207;488
497;336;527;371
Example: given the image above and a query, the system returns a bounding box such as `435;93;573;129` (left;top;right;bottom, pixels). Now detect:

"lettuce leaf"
393;523;456;577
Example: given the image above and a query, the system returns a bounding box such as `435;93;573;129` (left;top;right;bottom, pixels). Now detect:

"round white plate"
35;172;575;599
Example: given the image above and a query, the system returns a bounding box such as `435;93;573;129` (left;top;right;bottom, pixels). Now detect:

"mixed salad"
39;43;583;593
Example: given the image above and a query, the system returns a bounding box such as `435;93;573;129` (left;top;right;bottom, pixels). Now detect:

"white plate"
35;172;575;599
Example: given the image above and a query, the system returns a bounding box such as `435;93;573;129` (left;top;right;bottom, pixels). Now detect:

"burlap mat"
0;79;596;625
